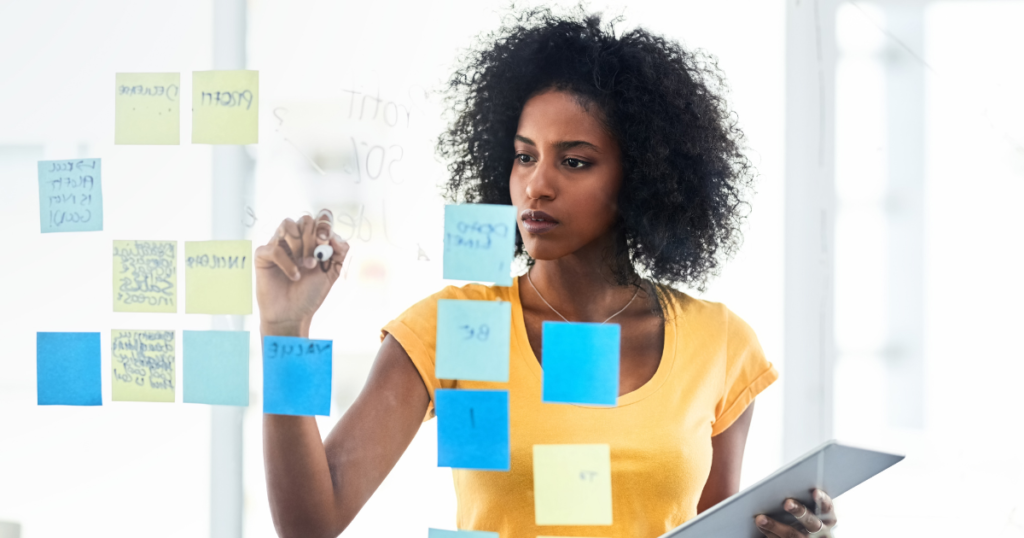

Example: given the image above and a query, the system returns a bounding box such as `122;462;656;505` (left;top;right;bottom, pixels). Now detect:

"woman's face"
510;89;623;262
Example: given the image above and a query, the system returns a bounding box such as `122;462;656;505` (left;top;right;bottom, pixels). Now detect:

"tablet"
658;440;904;538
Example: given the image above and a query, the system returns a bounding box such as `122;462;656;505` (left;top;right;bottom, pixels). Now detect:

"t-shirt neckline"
509;274;677;408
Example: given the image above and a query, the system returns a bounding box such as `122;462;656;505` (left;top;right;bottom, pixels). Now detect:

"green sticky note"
111;330;175;402
533;444;613;526
427;530;498;538
113;240;177;313
436;299;511;382
115;72;180;144
192;70;259;144
185;240;252;314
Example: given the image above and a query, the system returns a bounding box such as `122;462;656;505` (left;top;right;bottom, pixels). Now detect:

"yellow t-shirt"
380;276;778;538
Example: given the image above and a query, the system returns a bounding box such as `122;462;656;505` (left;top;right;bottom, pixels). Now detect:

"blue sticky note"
541;322;620;406
263;336;332;416
428;530;498;538
183;330;250;406
38;159;103;233
436;389;509;471
443;204;517;286
436;299;511;382
37;332;102;406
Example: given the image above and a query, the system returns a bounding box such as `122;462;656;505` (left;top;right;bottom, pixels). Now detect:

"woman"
256;9;838;538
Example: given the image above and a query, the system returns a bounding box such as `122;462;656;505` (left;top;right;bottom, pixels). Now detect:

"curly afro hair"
438;7;754;291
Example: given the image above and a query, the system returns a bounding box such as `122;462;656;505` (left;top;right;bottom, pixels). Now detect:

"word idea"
533;444;613;525
436;299;511;382
185;240;252;315
443;204;516;286
113;240;177;313
37;332;102;406
111;330;175;402
115;72;180;144
436;389;510;471
183;330;249;406
192;70;259;144
263;336;332;416
38;159;102;233
542;322;620;407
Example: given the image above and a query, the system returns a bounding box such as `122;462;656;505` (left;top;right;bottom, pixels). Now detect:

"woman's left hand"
754;489;837;537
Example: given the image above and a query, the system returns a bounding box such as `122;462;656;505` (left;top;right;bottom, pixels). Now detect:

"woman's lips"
521;209;559;235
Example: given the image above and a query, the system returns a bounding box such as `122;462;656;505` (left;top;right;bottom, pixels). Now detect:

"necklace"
526;268;641;324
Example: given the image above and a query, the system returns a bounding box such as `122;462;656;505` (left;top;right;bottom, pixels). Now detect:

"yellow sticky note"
115;73;180;144
192;70;259;144
111;330;176;402
113;240;177;313
533;444;613;526
185;240;252;314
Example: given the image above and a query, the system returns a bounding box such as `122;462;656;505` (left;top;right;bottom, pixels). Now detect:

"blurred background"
0;0;1021;536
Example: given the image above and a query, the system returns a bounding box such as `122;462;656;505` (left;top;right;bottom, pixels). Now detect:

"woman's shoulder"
657;285;757;338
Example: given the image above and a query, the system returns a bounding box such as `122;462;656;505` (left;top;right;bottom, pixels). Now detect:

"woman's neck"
524;255;649;323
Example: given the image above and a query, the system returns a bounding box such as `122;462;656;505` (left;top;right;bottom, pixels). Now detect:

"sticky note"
263;336;332;416
541;322;620;406
436;389;509;471
185;240;252;315
533;444;613;525
192;70;259;144
427;530;498;538
38;159;103;233
37;332;102;406
443;204;517;286
111;330;176;402
183;330;249;406
113;240;177;312
115;72;180;144
436;299;511;382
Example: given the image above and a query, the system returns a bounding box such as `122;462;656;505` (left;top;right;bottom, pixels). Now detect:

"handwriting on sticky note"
443;204;517;286
541;321;621;406
113;240;177;313
262;336;333;416
37;159;102;233
184;240;252;315
533;444;613;525
36;332;102;406
111;330;175;402
115;72;180;145
436;299;511;382
427;530;499;538
436;389;510;471
183;330;249;406
192;70;259;144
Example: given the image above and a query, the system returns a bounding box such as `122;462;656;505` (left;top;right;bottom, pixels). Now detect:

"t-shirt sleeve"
711;308;779;437
380;286;459;421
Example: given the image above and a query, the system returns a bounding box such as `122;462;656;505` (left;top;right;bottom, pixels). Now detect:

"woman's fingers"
276;218;303;262
754;514;800;537
785;498;825;535
813;489;837;527
254;243;301;281
298;214;317;268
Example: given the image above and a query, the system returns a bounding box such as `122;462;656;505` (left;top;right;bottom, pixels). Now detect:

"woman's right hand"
254;213;350;334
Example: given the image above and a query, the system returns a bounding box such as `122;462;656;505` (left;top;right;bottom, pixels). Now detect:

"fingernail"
292;271;301;281
318;232;328;240
785;499;797;511
304;257;317;269
756;515;768;527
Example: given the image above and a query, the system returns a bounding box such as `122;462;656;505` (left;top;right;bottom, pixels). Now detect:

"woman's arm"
256;213;430;538
696;402;755;513
263;334;429;538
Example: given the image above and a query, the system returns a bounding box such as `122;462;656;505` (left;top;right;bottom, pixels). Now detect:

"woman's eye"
564;158;587;169
515;154;532;164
